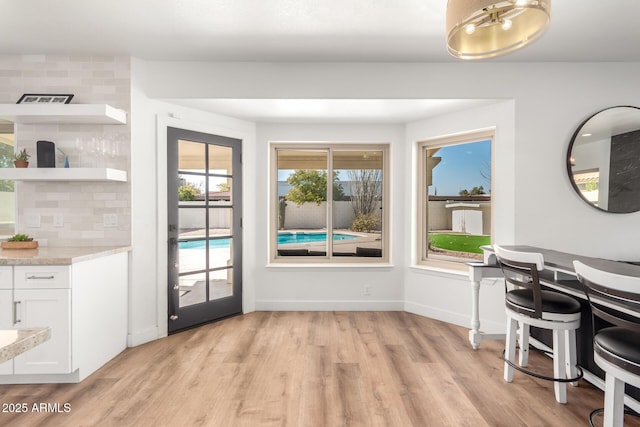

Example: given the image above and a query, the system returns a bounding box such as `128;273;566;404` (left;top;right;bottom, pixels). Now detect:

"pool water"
179;232;356;249
277;232;356;244
179;239;232;249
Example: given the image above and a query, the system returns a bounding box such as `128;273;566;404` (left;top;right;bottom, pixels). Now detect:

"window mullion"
327;148;334;258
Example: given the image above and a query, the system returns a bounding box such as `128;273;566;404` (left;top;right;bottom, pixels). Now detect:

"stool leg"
552;329;567;404
565;329;578;387
504;316;517;382
603;374;625;427
518;322;530;367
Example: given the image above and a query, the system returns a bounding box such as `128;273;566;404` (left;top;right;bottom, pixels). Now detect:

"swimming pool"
179;239;232;249
179;232;356;249
277;232;357;244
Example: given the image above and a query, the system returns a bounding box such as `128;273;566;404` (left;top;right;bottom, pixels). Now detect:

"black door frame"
167;126;242;333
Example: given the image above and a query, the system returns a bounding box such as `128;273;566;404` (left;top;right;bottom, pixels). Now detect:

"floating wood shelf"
0;104;127;125
0;168;127;182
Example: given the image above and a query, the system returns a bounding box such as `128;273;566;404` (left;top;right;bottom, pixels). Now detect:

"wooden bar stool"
494;245;582;403
574;261;640;427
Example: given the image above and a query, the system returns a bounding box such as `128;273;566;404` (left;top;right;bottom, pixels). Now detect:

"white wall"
405;100;515;332
128;60;640;344
129;58;257;345
254;122;405;310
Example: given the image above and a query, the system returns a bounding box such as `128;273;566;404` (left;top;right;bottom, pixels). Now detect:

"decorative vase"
14;160;29;168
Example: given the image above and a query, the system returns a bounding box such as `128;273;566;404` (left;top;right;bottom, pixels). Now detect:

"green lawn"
428;233;490;254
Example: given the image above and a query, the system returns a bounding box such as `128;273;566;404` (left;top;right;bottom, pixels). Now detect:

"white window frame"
417;128;494;269
270;142;390;264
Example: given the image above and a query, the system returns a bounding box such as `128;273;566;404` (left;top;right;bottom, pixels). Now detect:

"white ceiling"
2;0;639;62
166;98;504;124
3;0;639;123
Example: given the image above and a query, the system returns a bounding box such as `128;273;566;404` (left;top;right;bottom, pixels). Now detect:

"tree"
459;185;486;196
348;169;382;217
216;182;230;192
178;184;201;201
285;170;344;205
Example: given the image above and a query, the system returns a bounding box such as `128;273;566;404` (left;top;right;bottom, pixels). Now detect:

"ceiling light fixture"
446;0;551;60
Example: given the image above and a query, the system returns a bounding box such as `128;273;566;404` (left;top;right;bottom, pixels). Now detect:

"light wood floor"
1;311;639;427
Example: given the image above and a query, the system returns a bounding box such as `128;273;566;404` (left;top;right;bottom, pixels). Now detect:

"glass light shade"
447;0;551;59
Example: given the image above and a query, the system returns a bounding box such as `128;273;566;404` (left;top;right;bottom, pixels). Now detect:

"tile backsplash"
1;55;131;247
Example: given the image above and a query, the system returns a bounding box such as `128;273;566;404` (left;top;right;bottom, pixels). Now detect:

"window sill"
266;262;395;269
409;260;470;278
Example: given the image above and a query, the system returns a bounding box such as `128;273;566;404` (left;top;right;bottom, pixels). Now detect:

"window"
271;143;389;263
0;126;15;236
417;129;493;265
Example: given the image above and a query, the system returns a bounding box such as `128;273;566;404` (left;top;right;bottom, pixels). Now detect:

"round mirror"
567;106;640;213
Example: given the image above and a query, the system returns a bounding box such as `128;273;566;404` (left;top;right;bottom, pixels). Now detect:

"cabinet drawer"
14;266;70;289
0;266;12;289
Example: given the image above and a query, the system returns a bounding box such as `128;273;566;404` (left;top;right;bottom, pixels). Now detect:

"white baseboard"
127;327;160;347
404;300;505;333
255;299;404;311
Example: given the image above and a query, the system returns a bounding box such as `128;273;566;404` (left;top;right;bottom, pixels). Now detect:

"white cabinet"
0;251;128;383
13;289;71;375
0;266;71;376
0;266;13;374
0;288;12;375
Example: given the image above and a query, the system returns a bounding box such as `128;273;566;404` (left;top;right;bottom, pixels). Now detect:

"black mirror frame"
567;105;640;214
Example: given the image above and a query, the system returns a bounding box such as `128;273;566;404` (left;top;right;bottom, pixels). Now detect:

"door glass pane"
208;145;233;175
210;268;233;300
179;207;206;238
178;241;206;274
178;174;205;204
209;238;232;270
209;207;232;239
209;177;233;205
179;272;207;307
333;150;383;258
179;139;205;170
276;149;328;256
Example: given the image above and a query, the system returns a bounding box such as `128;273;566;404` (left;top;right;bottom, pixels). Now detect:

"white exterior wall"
282;200;379;230
178;201;231;230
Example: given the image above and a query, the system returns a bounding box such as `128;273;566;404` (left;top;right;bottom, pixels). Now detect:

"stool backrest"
573;261;640;333
494;245;545;318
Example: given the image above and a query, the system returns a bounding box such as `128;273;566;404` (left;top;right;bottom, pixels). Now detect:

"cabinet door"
0;289;13;375
0;266;12;289
13;289;71;375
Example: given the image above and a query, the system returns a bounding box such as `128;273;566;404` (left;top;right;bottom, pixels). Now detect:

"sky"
274;138;492;197
429;139;491;196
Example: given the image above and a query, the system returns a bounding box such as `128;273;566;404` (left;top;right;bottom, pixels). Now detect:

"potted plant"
13;148;30;168
1;233;39;249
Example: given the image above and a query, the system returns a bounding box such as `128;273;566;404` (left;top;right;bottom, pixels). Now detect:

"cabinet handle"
26;275;55;280
13;301;21;324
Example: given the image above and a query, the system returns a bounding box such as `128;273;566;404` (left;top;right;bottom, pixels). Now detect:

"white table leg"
469;279;482;350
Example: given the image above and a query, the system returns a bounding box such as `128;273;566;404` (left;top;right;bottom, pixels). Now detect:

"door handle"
13;301;21;325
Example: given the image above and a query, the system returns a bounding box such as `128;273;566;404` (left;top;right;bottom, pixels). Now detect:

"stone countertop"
0;246;131;265
0;327;51;364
